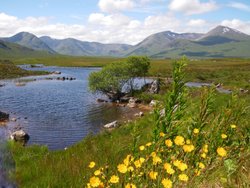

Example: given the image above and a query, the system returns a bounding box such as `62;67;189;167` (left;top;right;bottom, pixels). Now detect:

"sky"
0;0;250;44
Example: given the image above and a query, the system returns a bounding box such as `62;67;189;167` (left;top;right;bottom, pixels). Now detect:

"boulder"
0;83;5;87
96;98;108;103
10;130;30;142
52;71;61;74
148;79;160;94
15;82;26;87
135;111;144;117
127;97;140;108
149;100;159;107
11;117;17;122
104;121;118;128
0;111;9;121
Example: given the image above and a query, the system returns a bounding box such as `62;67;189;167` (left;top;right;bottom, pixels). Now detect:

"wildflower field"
85;58;249;187
9;58;249;187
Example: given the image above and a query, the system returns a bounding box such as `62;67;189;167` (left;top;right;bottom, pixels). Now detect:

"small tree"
125;56;150;95
89;56;150;101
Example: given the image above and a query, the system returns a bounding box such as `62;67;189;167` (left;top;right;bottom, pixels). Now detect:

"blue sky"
1;0;250;44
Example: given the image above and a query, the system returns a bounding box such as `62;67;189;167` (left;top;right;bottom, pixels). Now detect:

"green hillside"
0;40;54;59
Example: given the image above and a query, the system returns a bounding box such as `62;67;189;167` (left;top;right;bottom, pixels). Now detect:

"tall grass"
84;58;249;187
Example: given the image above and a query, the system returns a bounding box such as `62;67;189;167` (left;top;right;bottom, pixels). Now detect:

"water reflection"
0;67;141;150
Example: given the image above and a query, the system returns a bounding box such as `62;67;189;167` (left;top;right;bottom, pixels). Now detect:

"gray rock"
127;97;140;108
148;79;160;94
104;121;118;128
96;98;108;103
52;71;61;74
10;130;29;142
149;100;159;107
0;111;9;121
11;118;17;122
135;112;144;117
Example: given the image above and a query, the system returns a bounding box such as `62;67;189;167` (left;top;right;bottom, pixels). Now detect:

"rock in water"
10;130;30;142
0;111;9;121
104;121;118;128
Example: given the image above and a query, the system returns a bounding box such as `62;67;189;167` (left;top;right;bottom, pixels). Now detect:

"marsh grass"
0;60;47;79
11;56;250;89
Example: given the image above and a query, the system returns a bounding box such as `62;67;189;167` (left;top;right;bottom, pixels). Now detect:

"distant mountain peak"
2;32;55;53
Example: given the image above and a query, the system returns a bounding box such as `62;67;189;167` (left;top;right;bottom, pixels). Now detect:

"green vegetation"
9;56;250;89
0;40;54;59
0;60;47;79
9;58;249;187
11;56;122;67
89;56;150;100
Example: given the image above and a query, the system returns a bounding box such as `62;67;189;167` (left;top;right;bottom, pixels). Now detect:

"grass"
0;60;47;79
8;58;250;187
11;56;123;67
10;56;250;88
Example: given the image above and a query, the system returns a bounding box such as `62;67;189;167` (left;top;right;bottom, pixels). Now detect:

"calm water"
0;66;140;150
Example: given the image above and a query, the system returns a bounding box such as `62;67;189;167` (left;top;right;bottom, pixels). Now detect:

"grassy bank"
9;58;249;187
12;56;250;88
0;60;47;79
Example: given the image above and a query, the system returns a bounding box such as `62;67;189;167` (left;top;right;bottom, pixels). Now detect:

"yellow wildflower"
183;144;195;153
165;139;173;147
128;166;134;172
178;162;188;171
202;145;208;153
153;156;162;165
160;132;166;137
178;173;189;182
186;139;191;144
134;160;142;168
201;153;207;159
117;164;127;173
125;183;136;188
198;162;205;169
109;175;119;184
193;128;199;134
173;160;181;167
174;136;185;146
149;171;158;180
123;155;133;166
151;152;157;157
88;161;96;168
94;170;101;176
161;178;173;188
230;124;237;129
146;142;152;147
164;163;175;175
139;145;145;151
139;157;145;163
195;169;201;176
217;147;227;157
89;176;101;187
221;134;227;139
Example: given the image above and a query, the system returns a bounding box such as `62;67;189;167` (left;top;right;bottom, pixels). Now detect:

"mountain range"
1;25;250;58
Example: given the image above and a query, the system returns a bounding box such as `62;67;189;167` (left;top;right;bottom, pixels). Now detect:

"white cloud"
187;19;207;27
221;19;250;35
88;13;131;27
228;2;250;12
168;0;218;15
98;0;135;13
1;12;249;45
